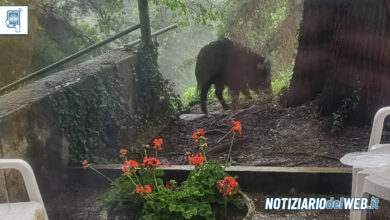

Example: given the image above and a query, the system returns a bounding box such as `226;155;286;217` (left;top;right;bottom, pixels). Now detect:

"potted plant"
83;120;254;220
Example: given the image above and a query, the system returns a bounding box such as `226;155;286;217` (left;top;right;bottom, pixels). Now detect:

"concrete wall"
0;49;136;202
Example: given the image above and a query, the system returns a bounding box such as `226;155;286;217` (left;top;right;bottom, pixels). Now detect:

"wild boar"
195;38;271;114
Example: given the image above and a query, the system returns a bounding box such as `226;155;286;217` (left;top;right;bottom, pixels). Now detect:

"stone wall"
0;49;136;202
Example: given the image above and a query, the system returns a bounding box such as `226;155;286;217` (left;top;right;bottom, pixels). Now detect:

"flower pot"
240;190;255;220
106;193;255;220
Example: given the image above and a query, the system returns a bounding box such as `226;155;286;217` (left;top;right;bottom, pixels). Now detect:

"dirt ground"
158;98;371;167
46;188;107;220
46;98;390;219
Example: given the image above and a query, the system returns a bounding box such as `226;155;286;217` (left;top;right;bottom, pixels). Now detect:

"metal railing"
0;23;178;95
125;23;178;48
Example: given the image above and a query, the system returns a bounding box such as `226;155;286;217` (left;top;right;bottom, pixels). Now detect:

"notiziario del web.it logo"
0;6;28;35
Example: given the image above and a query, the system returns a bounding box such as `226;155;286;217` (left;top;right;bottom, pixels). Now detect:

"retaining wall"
0;49;136;202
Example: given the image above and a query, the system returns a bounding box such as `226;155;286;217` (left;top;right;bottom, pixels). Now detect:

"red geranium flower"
125;160;139;168
217;176;239;197
153;138;163;150
141;157;161;168
136;185;152;198
82;160;88;168
120;148;128;156
197;129;205;136
136;186;142;194
192;133;199;141
144;185;152;194
122;166;130;173
231;120;242;135
224;176;239;188
188;152;205;167
192;129;206;142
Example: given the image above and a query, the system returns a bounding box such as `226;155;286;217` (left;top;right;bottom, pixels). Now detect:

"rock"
209;110;222;115
179;114;206;121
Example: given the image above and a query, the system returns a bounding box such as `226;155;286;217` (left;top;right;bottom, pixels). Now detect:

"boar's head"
249;56;271;93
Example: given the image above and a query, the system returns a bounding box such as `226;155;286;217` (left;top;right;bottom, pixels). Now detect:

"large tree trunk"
280;0;337;106
283;0;390;125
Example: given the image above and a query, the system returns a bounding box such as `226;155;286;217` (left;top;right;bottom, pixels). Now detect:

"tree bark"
280;0;337;106
283;0;390;125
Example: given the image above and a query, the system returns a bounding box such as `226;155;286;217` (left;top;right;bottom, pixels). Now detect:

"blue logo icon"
5;8;22;32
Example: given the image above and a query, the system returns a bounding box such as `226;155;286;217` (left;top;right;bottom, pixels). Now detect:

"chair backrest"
0;159;48;220
369;107;390;150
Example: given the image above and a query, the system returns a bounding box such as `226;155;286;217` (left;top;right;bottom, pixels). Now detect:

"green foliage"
134;43;182;127
182;87;199;107
157;27;215;94
182;162;233;205
150;0;222;27
54;0;130;41
142;162;244;220
219;0;303;97
271;68;293;95
139;167;165;188
0;0;133;88
49;73;131;164
142;187;215;220
96;0;126;35
0;0;58;87
269;3;288;32
104;175;143;209
78;23;102;44
104;166;165;210
182;86;230;108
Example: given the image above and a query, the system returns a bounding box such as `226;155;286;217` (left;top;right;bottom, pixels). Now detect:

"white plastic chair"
350;107;390;220
351;166;390;220
368;106;390;150
0;159;48;220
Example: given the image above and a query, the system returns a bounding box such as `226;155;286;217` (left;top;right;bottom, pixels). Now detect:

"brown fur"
195;38;271;113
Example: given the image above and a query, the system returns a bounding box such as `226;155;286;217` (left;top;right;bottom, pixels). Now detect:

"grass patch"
182;68;293;108
182;86;231;108
271;69;292;95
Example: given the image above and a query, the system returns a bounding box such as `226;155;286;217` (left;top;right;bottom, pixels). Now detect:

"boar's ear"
264;58;270;66
264;58;271;73
257;58;271;73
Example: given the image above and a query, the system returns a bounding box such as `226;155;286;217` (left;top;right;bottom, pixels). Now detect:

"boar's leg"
242;88;252;100
230;89;239;106
200;81;212;114
215;81;229;110
264;86;272;95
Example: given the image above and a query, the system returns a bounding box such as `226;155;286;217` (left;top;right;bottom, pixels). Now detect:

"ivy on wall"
49;46;182;165
49;70;131;165
133;43;182;128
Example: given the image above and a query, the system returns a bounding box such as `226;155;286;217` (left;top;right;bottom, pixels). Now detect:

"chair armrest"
369;107;390;150
0;159;48;220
